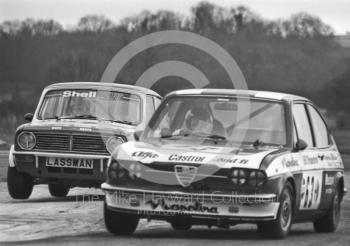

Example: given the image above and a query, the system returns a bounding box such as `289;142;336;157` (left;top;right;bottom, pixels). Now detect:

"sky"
0;0;349;34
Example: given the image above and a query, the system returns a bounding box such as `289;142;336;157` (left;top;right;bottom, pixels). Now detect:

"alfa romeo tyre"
170;219;192;231
104;202;139;235
258;182;294;239
48;183;70;197
7;166;34;199
314;184;341;232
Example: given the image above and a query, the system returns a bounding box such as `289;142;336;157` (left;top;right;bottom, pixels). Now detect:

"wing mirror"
24;113;34;122
133;130;143;141
294;139;308;151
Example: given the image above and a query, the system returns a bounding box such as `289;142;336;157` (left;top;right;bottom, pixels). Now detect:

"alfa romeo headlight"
230;168;248;186
106;136;124;154
17;132;36;150
108;161;127;182
248;170;266;187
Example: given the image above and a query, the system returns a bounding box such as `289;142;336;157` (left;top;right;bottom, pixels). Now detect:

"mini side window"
292;104;313;147
307;105;329;148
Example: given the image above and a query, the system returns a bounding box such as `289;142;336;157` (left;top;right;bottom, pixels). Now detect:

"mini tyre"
257;182;294;239
104;201;139;235
48;184;70;197
313;184;341;232
7;166;34;199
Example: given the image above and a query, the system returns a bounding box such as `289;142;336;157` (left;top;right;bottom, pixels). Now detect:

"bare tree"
78;15;115;32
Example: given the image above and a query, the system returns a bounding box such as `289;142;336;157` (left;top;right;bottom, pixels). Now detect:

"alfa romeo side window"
153;97;161;109
145;96;155;123
292;104;313;147
307;105;329;148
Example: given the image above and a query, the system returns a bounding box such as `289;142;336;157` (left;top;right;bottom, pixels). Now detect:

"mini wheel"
7;166;34;199
48;184;70;197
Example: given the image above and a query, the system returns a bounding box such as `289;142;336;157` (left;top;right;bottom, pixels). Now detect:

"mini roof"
45;82;161;97
169;88;309;102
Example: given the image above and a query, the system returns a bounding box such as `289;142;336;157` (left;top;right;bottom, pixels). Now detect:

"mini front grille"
35;133;70;151
72;135;107;153
33;132;111;154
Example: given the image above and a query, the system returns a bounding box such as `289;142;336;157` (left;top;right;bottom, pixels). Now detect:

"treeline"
1;1;350;142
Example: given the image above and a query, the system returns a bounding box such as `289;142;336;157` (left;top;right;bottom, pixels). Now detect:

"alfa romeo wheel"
48;183;70;197
258;182;294;238
170;218;192;231
104;201;139;235
314;184;341;232
7;166;34;199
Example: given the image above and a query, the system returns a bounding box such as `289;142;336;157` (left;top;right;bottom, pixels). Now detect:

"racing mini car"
7;82;161;199
102;89;346;238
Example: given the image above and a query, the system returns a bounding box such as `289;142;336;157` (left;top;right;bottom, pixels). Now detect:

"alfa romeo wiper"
204;134;227;140
107;120;134;125
161;131;190;139
252;139;264;148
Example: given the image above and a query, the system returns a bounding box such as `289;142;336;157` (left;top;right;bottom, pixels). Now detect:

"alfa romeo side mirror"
295;139;308;151
133;130;143;141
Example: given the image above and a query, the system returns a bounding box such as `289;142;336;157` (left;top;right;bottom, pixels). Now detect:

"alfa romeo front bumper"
102;183;280;221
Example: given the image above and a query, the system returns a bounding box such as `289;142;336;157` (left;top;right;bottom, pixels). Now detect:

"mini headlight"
106;136;124;154
17;132;36;150
230;168;248;186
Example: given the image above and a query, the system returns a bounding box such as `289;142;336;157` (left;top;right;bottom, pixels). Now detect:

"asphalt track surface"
0;151;349;245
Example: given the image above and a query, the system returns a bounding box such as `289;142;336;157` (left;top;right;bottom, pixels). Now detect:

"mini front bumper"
102;183;280;221
10;146;110;183
11;149;109;172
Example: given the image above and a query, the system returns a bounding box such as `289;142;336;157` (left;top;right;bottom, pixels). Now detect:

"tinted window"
307;105;329;148
292;104;313;147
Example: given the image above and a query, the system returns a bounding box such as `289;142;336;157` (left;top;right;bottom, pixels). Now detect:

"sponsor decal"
175;165;198;187
169;154;205;162
303;155;319;165
325;173;335;186
299;171;322;210
145;199;218;214
228;206;239;213
324;153;338;161
324;153;342;168
132;151;159;159
282;157;299;168
215;157;249;164
62;90;97;98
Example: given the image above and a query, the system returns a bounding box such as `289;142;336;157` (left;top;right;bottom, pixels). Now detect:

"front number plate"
46;157;94;169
